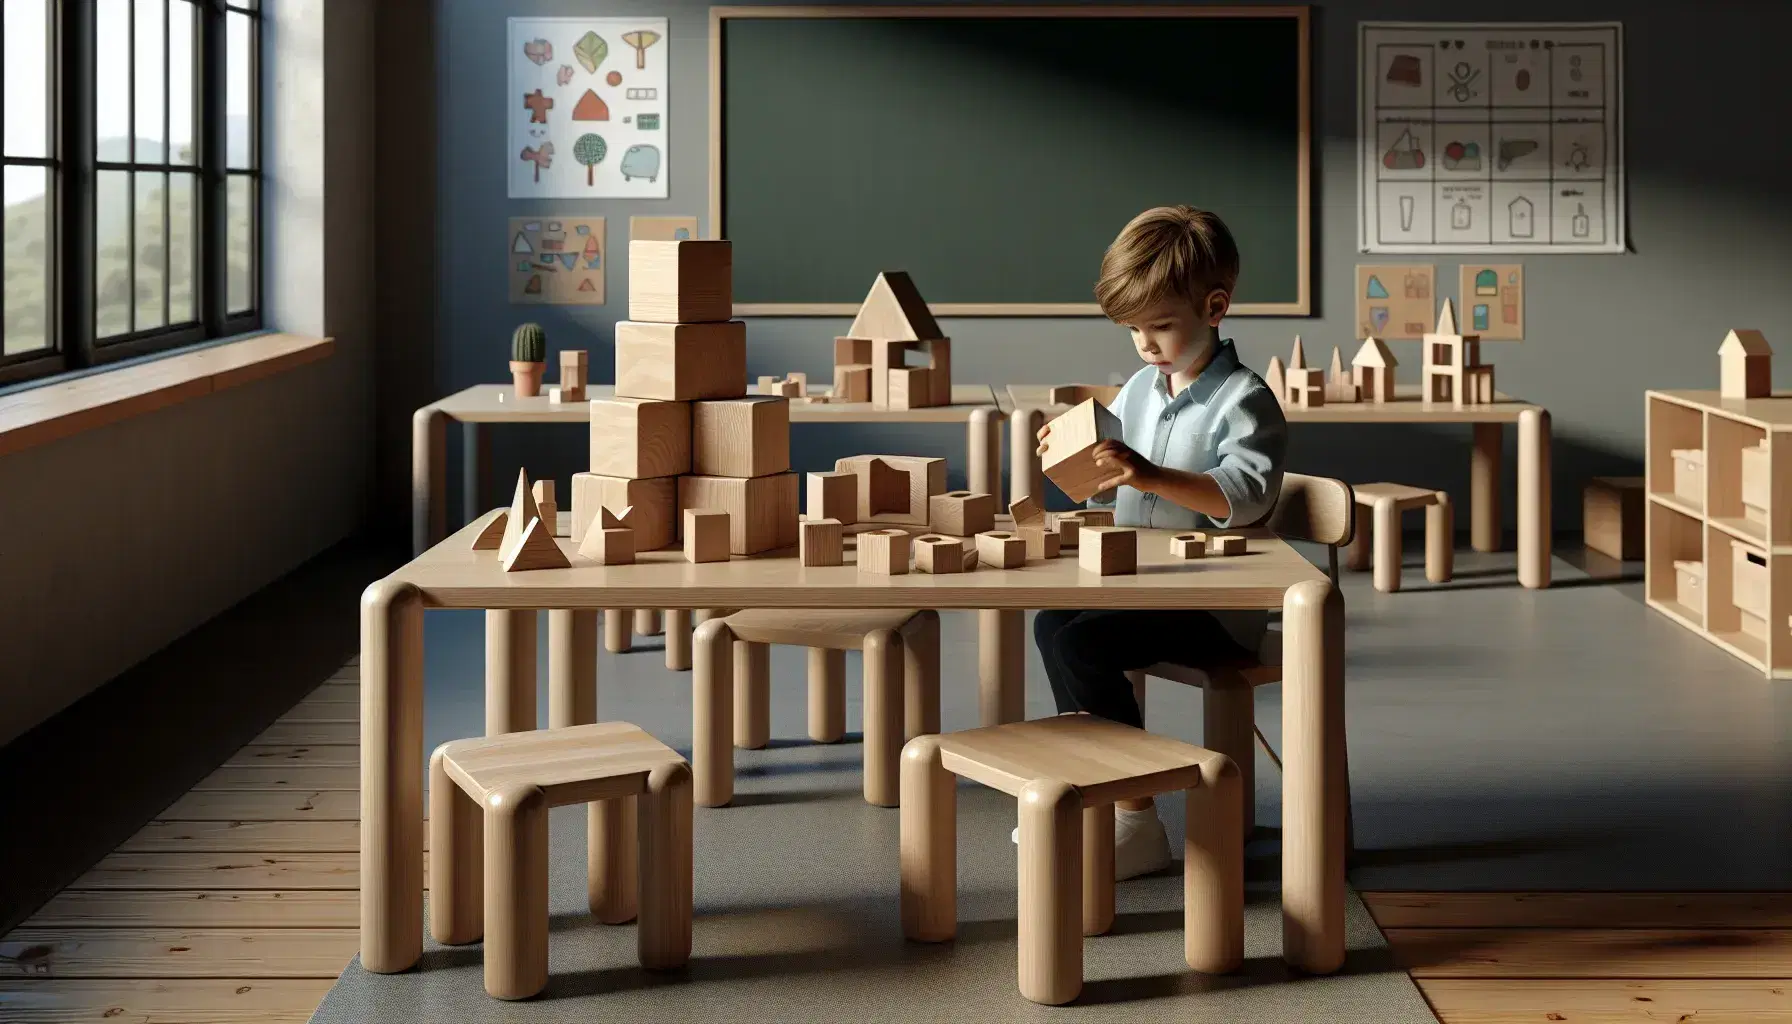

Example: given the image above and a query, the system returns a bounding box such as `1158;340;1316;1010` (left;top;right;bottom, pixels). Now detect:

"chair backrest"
1261;473;1355;583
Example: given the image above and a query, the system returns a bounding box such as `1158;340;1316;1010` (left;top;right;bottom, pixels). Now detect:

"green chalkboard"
713;7;1311;316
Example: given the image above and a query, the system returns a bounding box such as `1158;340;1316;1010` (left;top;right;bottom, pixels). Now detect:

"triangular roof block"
1264;355;1286;396
501;515;571;572
1720;328;1772;356
1328;346;1346;380
847;272;943;341
1435;299;1458;336
471;510;510;550
499;469;544;561
1352;336;1397;368
1288;335;1307;369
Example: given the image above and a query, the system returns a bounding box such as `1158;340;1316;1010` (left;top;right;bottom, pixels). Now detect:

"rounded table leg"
604;609;631;653
1018;779;1082;1005
734;640;771;750
899;736;957;942
664;609;692;671
978;609;1024;726
807;647;846;743
548;610;597;730
902;610;941;741
360;580;425;974
485;610;537;735
692;619;736;807
1518;408;1552;589
862;629;906;807
633;609;664;636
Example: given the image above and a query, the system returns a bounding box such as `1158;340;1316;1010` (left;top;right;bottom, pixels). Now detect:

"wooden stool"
710;608;940;807
1345;482;1453;592
429;722;693;1000
900;716;1243;1006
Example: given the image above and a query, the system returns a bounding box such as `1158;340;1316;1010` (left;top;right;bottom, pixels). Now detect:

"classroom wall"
0;0;378;746
437;0;1792;532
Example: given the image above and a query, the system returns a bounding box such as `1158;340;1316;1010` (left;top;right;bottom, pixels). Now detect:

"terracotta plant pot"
510;360;545;398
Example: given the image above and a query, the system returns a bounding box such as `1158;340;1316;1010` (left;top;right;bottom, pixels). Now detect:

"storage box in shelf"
1670;448;1705;507
1731;541;1768;635
1741;440;1770;526
1674;559;1705;612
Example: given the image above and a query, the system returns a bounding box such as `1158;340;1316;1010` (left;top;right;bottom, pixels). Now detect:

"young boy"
1022;205;1288;879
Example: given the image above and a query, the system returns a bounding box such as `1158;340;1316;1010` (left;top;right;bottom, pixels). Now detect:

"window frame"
0;0;261;388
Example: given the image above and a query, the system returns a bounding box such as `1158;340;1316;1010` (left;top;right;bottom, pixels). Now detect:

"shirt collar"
1152;339;1240;409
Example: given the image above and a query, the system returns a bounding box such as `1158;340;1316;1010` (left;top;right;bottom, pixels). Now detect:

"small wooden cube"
559;350;588;400
1017;524;1060;560
799;518;843;567
914;534;964;574
1210;534;1246;556
888;367;933;410
1040;399;1126;503
628;239;732;323
975;531;1026;569
834;336;872;366
1050;512;1085;548
756;375;782;395
691;397;790;478
858;529;911;575
1077;509;1115;528
832;364;871;403
1170;532;1208;559
571;473;676;550
928;490;994;537
921;338;952;407
806;471;858;524
1583;476;1644;561
683;509;731;563
578;527;635;565
677;473;800;555
870;340;922;406
1008;495;1046;528
613;320;748;401
1079;527;1137;575
776;379;803;398
589;397;692;479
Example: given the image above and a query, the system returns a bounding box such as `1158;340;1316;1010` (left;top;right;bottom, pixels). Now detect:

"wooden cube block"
756;375;782;395
628;240;732;323
578;526;635;565
1041;398;1126;503
888;367;933;410
1584;476;1644;561
1170;532;1208;559
588;397;692;479
1008;495;1046;528
806;471;858;524
870;340;922;406
535;500;557;536
1018;523;1060;560
832;364;872;403
858;529;911;575
613;320;747;401
559;350;588;400
834;337;872;366
961;545;980;571
921;338;951;407
835;454;947;526
1049;511;1085;548
928;490;994;536
676;472;799;555
914;534;964;574
1079;527;1137;575
1077;509;1115;528
975;530;1026;569
571;473;676;550
691;397;790;478
799;518;844;567
1210;534;1246;556
683;509;731;563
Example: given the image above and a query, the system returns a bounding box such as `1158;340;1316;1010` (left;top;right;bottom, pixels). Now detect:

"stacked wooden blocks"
831;272;952;409
1422;300;1495;409
485;469;571;572
1266;335;1397;409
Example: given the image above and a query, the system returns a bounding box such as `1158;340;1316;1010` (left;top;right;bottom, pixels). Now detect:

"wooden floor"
5;660;1790;1023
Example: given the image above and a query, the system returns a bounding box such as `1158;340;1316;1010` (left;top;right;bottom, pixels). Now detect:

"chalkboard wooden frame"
708;5;1312;317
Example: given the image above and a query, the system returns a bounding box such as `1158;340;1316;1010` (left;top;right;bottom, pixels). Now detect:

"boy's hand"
1034;423;1051;456
1089;440;1158;494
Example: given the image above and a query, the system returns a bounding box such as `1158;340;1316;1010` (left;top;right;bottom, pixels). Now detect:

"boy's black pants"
1033;609;1253;728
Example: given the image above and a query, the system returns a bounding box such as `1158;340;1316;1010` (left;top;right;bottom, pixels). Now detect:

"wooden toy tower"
1422;299;1494;408
831;272;952;409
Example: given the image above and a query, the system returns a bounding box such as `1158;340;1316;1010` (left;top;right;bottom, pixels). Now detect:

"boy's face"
1118;290;1228;376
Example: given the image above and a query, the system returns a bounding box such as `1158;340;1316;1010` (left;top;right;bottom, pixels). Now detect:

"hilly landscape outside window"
2;0;260;386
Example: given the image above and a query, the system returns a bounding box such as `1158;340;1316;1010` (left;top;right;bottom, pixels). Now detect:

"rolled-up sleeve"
1205;384;1288;528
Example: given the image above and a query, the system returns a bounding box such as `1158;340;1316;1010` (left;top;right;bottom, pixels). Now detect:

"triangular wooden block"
1435;298;1457;335
1352;336;1396;368
847;271;943;341
577;525;635;565
471;511;510;550
1328;346;1345;381
500;469;544;560
1009;495;1046;527
601;505;633;530
501;516;570;572
1265;356;1286;401
1289;335;1307;369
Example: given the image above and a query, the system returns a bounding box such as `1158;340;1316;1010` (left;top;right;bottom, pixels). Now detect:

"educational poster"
1358;22;1623;253
508;17;668;199
630;215;699;241
1458;263;1524;340
1355;264;1436;340
509;216;605;305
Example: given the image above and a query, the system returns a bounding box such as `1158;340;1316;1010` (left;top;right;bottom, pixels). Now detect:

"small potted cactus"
510;322;547;398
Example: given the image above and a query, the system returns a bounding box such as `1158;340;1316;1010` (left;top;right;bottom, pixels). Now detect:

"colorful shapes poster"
508;18;668;199
509;216;605;305
1458;263;1524;340
1355;264;1436;340
629;215;699;242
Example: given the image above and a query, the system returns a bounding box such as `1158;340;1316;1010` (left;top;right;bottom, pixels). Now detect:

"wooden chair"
703;608;941;807
1345;482;1454;592
1125;473;1356;846
429;722;692;1000
900;715;1243;1005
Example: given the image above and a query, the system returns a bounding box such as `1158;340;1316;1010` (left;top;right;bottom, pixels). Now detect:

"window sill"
0;332;336;458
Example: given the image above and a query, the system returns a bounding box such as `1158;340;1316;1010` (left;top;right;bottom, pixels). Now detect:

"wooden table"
1002;384;1554;589
359;517;1347;979
413;383;1005;556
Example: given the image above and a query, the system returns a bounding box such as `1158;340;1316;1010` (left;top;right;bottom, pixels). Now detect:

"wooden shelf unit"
1645;390;1792;678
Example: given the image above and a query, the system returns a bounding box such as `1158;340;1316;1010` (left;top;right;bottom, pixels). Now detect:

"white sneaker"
1009;805;1173;881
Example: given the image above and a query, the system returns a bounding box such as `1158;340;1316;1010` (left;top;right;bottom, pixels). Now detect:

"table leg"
978;609;1025;726
605;609;632;653
1470;423;1502;553
463;422;489;530
548;610;597;729
1518;408;1552;589
412;407;445;557
1009;408;1045;506
633;609;664;636
863;628;905;807
360;580;425;974
486;610;538;735
691;619;736;807
968;407;1003;504
664;609;692;671
1280;578;1346;975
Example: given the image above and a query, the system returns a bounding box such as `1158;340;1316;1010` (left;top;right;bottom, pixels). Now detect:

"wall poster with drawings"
1358;22;1623;254
508;17;668;199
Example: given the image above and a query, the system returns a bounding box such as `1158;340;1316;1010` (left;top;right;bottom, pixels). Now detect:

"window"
1;0;260;387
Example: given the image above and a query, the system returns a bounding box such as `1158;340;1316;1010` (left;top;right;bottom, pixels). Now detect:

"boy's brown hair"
1094;205;1240;324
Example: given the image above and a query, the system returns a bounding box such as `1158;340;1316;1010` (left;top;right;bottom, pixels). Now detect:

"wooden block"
1049;511;1084;548
806;470;858;524
888;367;933;410
571;473;676;550
1018;523;1060;560
848;271;943;341
548;386;566;403
776;379;803;398
835;454;948;526
869;339;922;407
676;472;800;554
1078;527;1137;576
589;397;692;479
559;350;588;400
914;534;963;574
600;506;632;530
921;338;951;406
1077;509;1115;528
1047;384;1122;408
1040;398;1126;503
1170;531;1208;559
535;500;557;536
799;518;844;567
683;509;731;563
832;364;871;403
613;320;747;401
975;530;1026;569
471;510;509;550
627;240;732;323
1210;534;1246;556
756;375;781;395
500;469;545;560
501;517;570;572
786;372;807;395
857;528;911;575
1584;476;1644;561
691;397;790;478
961;545;980;571
578;526;635;565
834;337;873;366
1008;495;1046;528
928;490;994;536
1289;383;1325;409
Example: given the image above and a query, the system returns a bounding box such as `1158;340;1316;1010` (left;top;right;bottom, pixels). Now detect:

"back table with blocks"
830;272;952;409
